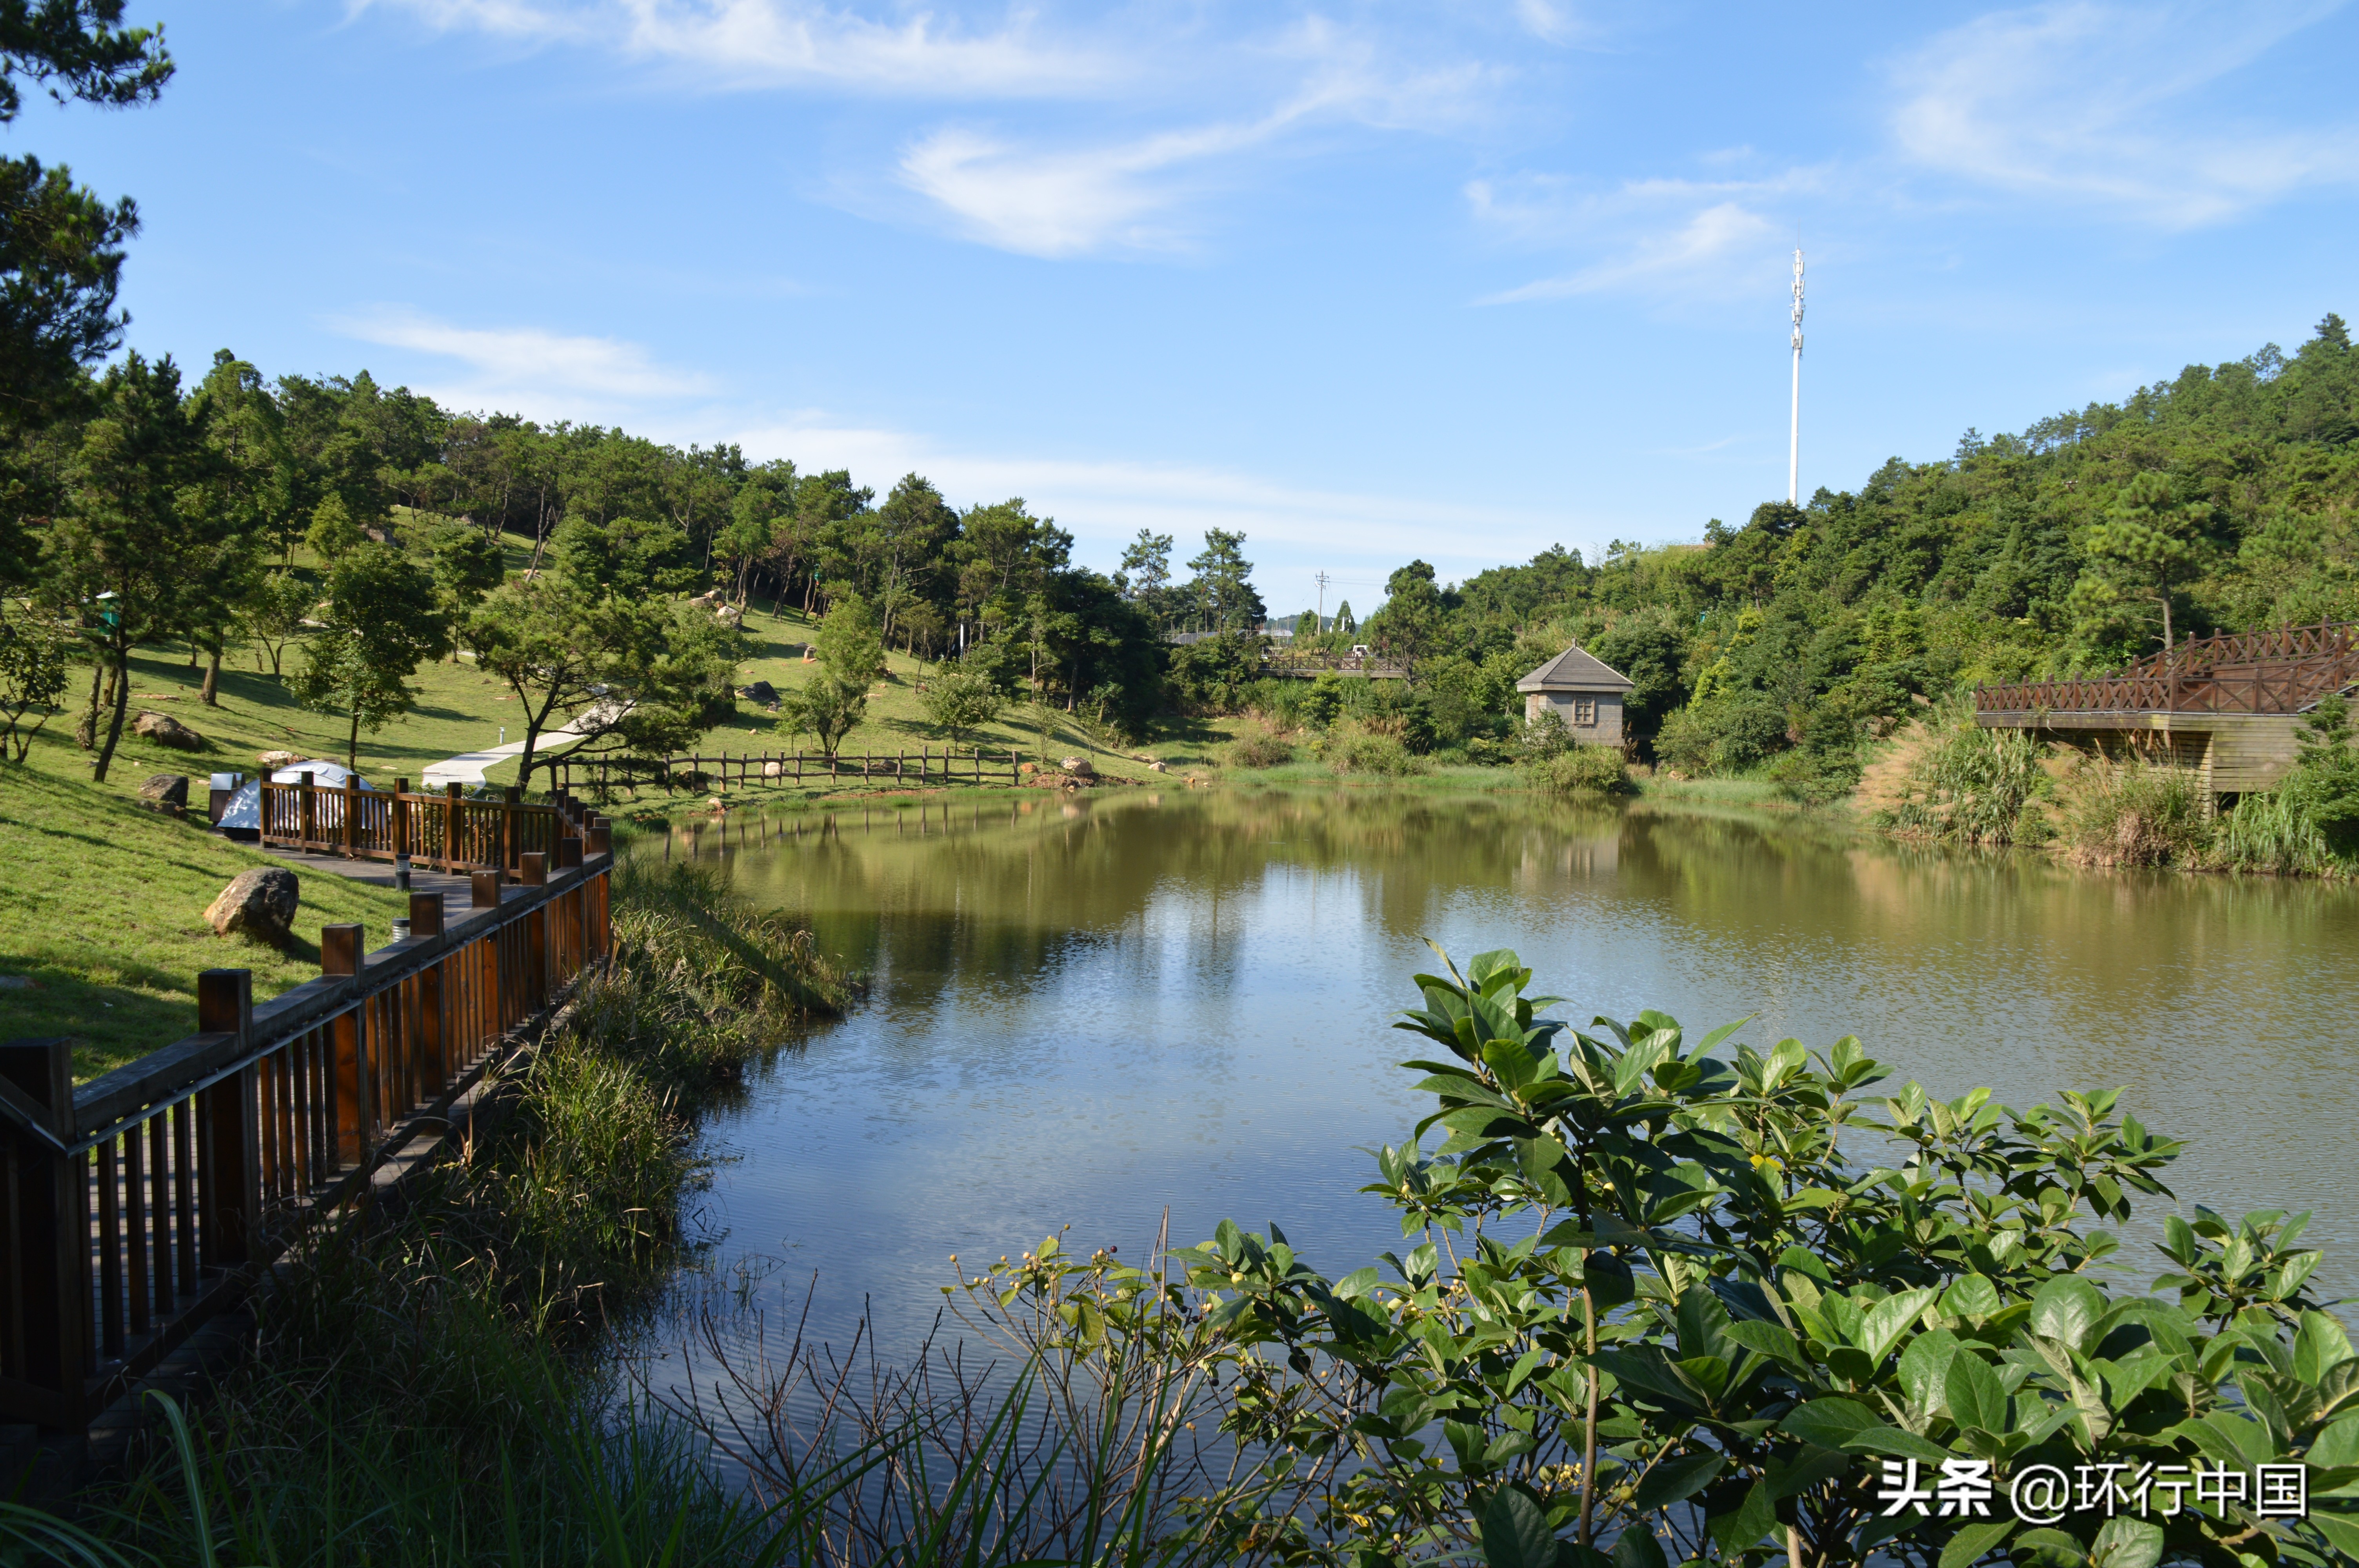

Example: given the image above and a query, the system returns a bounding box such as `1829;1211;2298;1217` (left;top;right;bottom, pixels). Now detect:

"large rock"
1060;756;1095;778
258;750;300;769
739;680;779;705
134;710;205;751
138;773;189;816
205;867;299;945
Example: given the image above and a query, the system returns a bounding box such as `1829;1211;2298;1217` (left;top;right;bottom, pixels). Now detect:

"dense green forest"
1331;314;2359;786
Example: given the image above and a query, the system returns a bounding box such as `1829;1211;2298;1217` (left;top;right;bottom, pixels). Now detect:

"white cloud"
361;0;1126;96
331;308;717;410
896;116;1281;258
1468;167;1823;304
722;413;1580;581
1886;0;2359;225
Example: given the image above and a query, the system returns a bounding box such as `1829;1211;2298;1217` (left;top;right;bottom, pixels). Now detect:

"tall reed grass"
2062;753;2211;868
1876;711;2048;846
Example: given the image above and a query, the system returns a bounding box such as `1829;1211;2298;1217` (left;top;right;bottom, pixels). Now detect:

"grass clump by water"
33;860;856;1568
2061;753;2211;868
1524;744;1632;797
1872;708;2051;847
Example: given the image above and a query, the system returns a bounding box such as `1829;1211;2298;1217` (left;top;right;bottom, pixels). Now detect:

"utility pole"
1315;570;1330;631
1788;245;1805;506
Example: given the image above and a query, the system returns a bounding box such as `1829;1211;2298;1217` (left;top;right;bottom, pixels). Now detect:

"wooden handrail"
0;826;616;1433
1976;619;2359;718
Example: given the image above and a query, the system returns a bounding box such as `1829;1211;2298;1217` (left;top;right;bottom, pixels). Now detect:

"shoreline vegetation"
15;858;858;1564
16;939;2353;1568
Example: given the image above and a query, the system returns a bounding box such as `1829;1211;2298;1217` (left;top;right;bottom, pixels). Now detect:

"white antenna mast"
1787;244;1805;505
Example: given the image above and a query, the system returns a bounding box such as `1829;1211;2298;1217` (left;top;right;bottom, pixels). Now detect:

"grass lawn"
0;765;411;1080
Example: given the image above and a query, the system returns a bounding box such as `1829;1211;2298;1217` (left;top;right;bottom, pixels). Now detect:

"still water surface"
646;788;2359;1370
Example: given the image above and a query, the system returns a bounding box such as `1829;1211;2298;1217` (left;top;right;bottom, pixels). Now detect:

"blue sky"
20;0;2359;613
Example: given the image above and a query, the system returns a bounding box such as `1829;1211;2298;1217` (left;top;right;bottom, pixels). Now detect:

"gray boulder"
1060;756;1095;778
205;867;300;946
138;773;189;815
738;680;779;705
134;710;205;751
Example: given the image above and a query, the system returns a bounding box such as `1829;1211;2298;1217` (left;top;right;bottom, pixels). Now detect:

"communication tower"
1788;247;1805;505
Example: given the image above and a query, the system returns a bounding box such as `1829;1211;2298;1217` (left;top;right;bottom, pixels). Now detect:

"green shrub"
1227;729;1294;768
1320;721;1427;777
1527;742;1630;796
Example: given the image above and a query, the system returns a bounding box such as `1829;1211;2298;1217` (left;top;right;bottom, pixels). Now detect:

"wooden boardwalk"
1974;619;2359;796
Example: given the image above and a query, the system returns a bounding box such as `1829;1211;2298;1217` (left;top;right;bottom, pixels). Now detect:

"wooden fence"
258;775;570;877
1976;618;2359;718
549;748;1024;796
1260;650;1411;679
0;802;613;1433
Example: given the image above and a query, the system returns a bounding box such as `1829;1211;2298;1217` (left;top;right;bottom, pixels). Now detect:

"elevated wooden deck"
1974;620;2359;795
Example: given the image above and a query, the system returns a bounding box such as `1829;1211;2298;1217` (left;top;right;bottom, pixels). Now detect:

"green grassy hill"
0;766;410;1078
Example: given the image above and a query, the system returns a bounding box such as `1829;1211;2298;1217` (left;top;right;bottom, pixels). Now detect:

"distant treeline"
1339;313;2359;784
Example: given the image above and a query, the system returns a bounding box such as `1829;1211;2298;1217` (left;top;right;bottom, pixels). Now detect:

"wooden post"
299;771;316;849
393;779;410;862
342;775;356;857
502;787;520;875
586;818;610;858
196;970;259;1269
471;871;502;909
320;925;369;1165
520;854;549;1005
410;893;447;1093
0;1036;87;1427
555;834;581;870
443;782;463;874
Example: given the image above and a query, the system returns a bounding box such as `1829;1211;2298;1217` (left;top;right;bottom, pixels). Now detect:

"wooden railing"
0;805;613;1433
1976;619;2359;717
258;775;569;875
549;748;1023;796
1261;650;1411;679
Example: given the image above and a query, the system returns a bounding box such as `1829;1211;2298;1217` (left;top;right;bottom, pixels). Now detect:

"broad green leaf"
2028;1276;2105;1352
1481;1486;1554;1568
2088;1515;2163;1568
2310;1511;2359;1561
1706;1480;1776;1558
1938;1519;2014;1568
1611;1527;1668;1568
1945;1350;2010;1436
1780;1398;1880;1448
1861;1289;1940;1364
2297;1310;2355;1385
1899;1328;1962;1419
1630;1450;1723;1511
1941;1274;2001;1321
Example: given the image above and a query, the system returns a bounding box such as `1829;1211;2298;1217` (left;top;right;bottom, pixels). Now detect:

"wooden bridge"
0;797;612;1442
1974;619;2359;797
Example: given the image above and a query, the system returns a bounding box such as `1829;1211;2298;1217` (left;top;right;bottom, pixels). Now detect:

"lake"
640;785;2359;1373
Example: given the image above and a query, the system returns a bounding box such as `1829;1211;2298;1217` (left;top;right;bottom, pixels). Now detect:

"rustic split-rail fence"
545;746;1027;797
1974;618;2359;799
0;793;614;1437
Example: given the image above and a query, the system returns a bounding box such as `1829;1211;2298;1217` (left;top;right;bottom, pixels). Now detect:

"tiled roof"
1515;644;1636;693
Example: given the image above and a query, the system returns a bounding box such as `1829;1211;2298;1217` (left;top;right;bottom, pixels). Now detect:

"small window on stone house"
1572;696;1597;726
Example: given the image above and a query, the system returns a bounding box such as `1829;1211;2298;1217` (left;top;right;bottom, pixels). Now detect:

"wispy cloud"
1886;0;2359;225
724;412;1576;576
892;21;1496;256
1468;168;1821;304
331;307;717;410
897;114;1287;258
361;0;1126;96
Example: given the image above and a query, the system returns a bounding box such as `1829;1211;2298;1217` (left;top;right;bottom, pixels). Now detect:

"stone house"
1516;645;1636;747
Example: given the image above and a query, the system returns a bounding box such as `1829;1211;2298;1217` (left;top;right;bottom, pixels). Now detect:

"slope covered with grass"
0;766;410;1078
